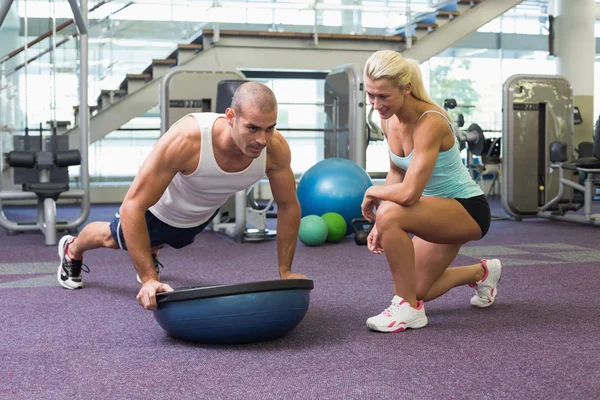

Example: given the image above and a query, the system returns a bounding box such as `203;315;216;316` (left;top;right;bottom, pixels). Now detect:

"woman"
361;50;501;333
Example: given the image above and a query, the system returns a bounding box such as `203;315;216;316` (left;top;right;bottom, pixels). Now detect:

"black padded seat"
562;157;600;171
23;183;70;201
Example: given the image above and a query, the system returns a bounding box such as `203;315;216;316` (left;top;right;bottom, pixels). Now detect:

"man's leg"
66;222;120;259
58;217;121;290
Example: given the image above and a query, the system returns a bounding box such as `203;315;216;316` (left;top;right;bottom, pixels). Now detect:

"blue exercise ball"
297;158;373;235
153;279;314;344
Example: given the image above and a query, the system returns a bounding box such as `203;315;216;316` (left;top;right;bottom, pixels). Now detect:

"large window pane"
265;78;326;174
89;119;160;179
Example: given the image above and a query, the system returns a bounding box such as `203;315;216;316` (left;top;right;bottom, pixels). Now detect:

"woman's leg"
376;196;482;307
412;237;484;302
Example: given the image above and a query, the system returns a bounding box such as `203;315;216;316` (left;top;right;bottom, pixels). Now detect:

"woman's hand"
361;187;381;222
367;224;384;254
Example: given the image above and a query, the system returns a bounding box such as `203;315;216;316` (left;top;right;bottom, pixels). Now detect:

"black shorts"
455;195;491;239
109;209;217;250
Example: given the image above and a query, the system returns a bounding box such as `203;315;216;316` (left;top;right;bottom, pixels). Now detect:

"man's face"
227;105;277;158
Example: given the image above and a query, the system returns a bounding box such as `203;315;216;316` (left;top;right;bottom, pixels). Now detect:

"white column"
0;1;21;154
554;0;596;146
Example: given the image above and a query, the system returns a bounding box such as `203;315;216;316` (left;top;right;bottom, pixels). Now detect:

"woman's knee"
375;202;406;233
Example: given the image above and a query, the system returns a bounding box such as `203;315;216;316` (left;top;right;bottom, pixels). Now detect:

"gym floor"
1;198;599;399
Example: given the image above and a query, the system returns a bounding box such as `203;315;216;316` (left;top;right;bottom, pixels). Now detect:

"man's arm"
265;132;305;279
120;116;199;284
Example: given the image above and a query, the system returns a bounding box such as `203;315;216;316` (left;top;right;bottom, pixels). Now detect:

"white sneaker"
57;235;89;290
366;296;428;333
470;259;502;308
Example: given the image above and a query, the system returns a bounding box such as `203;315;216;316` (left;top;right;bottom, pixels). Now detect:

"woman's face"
365;78;406;120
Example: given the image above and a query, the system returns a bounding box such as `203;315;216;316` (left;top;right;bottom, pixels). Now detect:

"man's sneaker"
470;259;502;308
57;235;89;290
366;296;428;333
136;253;164;284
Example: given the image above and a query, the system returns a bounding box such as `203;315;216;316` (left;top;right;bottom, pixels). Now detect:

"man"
57;82;307;310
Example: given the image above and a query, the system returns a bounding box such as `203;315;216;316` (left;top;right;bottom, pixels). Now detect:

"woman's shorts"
455;195;491;239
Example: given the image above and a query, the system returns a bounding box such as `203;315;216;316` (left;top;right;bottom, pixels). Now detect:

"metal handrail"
1;0;134;77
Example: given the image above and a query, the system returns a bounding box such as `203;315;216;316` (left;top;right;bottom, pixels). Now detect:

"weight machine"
502;74;600;226
444;98;502;197
0;0;90;245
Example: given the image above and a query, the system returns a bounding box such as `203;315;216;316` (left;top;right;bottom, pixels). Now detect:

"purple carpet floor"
0;199;599;399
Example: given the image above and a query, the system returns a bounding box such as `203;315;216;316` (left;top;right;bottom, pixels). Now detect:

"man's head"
225;82;278;158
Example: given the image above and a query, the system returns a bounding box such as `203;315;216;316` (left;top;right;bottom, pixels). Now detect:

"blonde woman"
361;50;501;333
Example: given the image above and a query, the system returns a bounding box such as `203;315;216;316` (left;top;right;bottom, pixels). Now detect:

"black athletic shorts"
455;195;491;239
109;209;218;250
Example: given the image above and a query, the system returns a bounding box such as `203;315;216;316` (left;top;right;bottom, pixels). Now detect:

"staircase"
401;0;526;62
66;35;205;149
64;0;524;147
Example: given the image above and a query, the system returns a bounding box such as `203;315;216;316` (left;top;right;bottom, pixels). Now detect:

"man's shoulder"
265;131;291;168
268;130;290;152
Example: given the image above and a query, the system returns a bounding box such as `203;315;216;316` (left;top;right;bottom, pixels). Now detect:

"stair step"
46;120;71;135
98;89;127;111
126;73;152;80
149;58;177;80
101;89;127;95
153;58;177;65
46;120;71;128
416;23;438;29
72;105;99;122
437;10;461;18
176;43;204;64
72;105;99;112
178;43;203;50
115;74;152;96
189;34;204;45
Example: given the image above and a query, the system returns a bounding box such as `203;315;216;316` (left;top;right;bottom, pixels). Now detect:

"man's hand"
367;225;384;254
136;280;174;311
280;270;308;280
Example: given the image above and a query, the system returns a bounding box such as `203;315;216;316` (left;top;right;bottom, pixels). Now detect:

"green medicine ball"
299;215;329;246
321;212;347;243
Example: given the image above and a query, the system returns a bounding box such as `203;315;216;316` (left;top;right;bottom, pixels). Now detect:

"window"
260;78;326;174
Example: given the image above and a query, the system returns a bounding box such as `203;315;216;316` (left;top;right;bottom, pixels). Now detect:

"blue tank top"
388;110;483;199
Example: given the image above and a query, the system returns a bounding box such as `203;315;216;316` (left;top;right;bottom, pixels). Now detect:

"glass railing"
0;0;205;156
0;0;452;173
0;0;553;183
1;0;551;141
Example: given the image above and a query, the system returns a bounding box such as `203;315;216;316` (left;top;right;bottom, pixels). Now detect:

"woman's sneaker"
470;259;502;308
366;296;428;332
57;235;89;290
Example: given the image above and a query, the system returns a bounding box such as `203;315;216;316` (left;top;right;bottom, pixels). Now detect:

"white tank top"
149;112;267;228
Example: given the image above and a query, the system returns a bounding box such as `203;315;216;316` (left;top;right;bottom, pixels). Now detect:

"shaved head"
230;82;278;115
